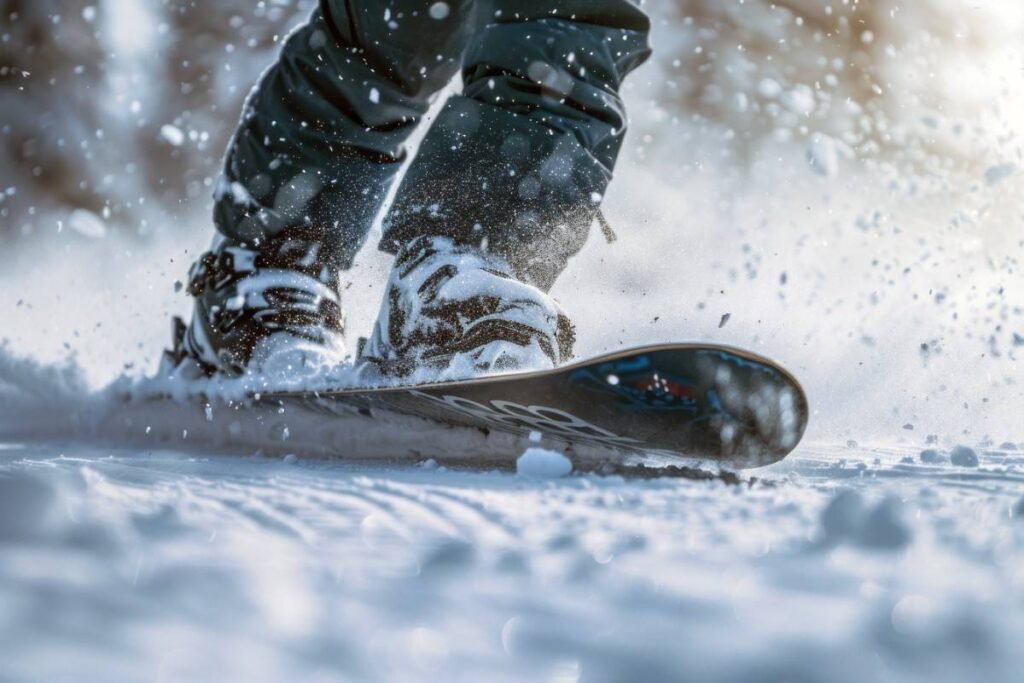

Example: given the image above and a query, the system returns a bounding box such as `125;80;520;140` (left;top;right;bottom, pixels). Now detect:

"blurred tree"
653;0;1024;179
0;0;112;238
3;0;1019;245
0;0;315;243
140;0;315;213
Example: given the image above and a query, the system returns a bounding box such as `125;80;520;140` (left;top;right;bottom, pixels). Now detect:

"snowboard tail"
266;344;808;469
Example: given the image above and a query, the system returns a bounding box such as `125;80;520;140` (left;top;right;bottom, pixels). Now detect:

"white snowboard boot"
359;236;575;382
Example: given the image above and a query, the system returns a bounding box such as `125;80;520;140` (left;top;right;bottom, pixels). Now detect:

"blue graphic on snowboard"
567;350;783;418
568;354;702;413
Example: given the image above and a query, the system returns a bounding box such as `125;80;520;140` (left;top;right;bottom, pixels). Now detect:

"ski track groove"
274;481;421;542
415;487;521;544
214;496;317;544
296;486;426;541
352;483;472;540
363;480;522;544
125;469;320;544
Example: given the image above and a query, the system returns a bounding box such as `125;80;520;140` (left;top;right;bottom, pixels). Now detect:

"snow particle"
429;2;450;20
526;61;573;95
984;163;1016;186
807;134;840;178
950;445;979;468
369;88;380;104
757;78;782;99
160;124;185;147
718;313;731;328
308;29;328;50
67;209;107;239
516;448;572;478
782;84;816;116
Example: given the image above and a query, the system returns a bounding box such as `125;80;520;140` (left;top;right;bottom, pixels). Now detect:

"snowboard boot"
164;233;347;378
359;236;575;381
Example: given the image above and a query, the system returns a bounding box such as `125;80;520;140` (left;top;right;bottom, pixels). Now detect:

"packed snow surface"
2;343;1020;681
3;441;1024;682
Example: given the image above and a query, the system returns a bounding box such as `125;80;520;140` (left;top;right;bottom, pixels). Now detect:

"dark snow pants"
215;0;650;290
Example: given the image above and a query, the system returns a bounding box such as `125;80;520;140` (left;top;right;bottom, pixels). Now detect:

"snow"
985;163;1016;185
429;3;451;21
1;346;1021;681
66;209;107;239
3;1;1024;680
820;490;913;550
516;447;573;478
806;134;841;178
950;445;980;468
2;442;1024;682
159;124;185;147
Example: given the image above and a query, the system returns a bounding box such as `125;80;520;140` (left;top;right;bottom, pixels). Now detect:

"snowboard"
262;343;808;470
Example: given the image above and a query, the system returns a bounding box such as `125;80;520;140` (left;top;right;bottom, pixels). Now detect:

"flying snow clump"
516;448;573;478
67;209;107;239
429;3;450;20
160;124;185;147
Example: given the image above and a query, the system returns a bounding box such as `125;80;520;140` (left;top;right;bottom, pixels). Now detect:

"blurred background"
1;0;1022;443
1;0;317;243
4;0;1022;243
